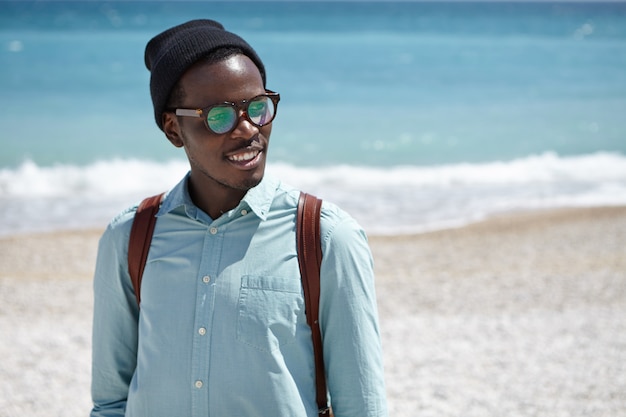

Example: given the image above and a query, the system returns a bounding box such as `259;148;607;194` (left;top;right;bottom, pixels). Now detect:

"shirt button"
198;327;206;336
195;380;203;389
241;209;248;216
210;227;218;235
202;275;211;284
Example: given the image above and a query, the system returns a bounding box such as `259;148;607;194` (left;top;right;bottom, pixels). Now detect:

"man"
91;19;388;417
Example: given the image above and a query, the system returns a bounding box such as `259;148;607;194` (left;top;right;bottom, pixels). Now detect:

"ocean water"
1;1;626;236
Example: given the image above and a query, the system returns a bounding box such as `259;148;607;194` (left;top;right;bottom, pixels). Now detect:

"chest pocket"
236;275;305;353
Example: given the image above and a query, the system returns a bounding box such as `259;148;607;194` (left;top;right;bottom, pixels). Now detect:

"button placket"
191;228;223;410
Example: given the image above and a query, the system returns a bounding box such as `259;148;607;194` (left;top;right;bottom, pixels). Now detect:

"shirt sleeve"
90;217;139;417
318;205;389;417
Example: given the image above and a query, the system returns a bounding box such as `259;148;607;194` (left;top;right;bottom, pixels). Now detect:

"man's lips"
225;142;265;169
228;149;261;163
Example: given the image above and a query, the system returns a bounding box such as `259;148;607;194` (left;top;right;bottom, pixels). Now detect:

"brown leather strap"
128;193;164;306
297;192;332;416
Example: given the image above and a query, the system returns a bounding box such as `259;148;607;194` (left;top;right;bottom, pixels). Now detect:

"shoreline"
1;205;626;416
2;204;625;281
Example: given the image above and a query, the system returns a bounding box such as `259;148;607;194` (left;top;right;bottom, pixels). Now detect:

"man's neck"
187;176;247;220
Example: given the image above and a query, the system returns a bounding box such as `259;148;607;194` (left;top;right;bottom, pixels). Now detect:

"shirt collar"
240;174;278;221
157;172;278;222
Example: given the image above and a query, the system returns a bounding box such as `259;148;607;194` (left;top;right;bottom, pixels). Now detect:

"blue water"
1;1;626;235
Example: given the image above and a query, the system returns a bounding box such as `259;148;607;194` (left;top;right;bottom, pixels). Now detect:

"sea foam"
1;152;626;236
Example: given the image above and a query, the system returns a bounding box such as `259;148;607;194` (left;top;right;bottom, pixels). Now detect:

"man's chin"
229;169;265;192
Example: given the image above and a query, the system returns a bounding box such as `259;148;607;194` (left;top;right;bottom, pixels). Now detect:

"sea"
1;0;626;236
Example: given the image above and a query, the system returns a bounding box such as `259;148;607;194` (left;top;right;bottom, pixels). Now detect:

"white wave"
1;152;625;236
268;151;626;189
0;159;189;199
1;152;625;199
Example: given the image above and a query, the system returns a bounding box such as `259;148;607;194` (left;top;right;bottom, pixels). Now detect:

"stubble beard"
190;154;264;193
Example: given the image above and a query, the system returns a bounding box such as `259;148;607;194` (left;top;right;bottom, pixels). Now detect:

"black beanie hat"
145;19;266;130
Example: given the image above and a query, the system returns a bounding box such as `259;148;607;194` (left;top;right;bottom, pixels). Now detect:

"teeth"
229;150;259;162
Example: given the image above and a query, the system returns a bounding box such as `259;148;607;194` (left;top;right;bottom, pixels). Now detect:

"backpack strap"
128;191;331;415
128;193;164;306
296;192;332;416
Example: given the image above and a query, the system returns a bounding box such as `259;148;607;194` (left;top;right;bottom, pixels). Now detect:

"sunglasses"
171;91;280;135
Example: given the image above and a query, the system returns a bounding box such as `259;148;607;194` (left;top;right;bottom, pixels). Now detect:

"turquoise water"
1;1;626;235
2;1;626;167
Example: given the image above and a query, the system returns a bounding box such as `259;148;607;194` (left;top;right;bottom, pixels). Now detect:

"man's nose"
230;110;259;138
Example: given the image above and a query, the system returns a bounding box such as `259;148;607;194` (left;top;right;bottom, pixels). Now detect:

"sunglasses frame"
171;90;280;135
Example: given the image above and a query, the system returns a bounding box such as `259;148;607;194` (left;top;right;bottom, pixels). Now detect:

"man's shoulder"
103;178;180;241
100;201;140;243
272;178;362;234
272;181;366;250
112;202;140;227
318;200;366;244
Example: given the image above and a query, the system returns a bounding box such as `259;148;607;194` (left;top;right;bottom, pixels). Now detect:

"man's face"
163;54;271;199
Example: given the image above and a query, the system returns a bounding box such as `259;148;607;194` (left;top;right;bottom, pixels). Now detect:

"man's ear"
162;112;184;148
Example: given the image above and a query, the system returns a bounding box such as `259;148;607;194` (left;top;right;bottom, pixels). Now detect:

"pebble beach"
1;206;625;416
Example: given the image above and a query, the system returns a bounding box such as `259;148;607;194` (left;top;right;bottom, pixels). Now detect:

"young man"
91;19;388;417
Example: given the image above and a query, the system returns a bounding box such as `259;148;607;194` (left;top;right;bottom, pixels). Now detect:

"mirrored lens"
247;97;275;126
207;106;236;134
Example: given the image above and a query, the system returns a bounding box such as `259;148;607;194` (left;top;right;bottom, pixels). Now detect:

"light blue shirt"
91;174;388;417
